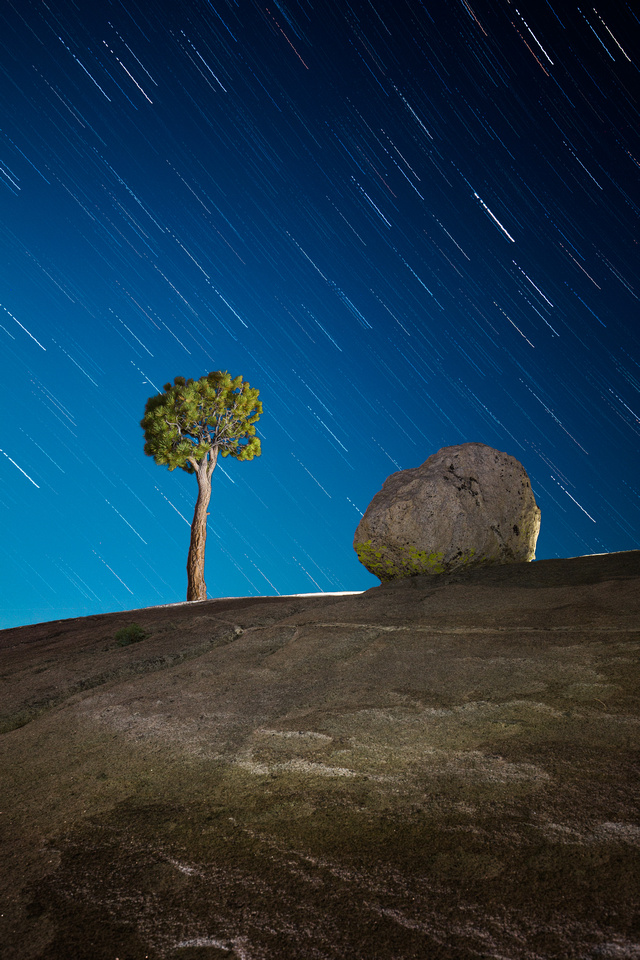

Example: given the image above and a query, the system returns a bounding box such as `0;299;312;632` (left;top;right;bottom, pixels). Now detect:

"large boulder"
354;442;541;581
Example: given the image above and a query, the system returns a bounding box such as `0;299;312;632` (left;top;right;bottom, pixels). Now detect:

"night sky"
2;1;639;629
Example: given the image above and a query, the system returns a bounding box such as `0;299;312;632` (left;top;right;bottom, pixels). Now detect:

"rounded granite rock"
354;442;541;581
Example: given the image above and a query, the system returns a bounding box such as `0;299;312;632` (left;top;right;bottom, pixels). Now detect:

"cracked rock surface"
1;551;639;959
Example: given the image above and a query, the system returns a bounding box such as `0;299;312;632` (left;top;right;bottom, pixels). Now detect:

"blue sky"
1;0;639;628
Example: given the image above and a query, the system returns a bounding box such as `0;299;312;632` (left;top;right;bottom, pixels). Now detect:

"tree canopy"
141;370;262;473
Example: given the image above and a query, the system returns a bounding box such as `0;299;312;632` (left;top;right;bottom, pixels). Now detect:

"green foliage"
140;370;262;473
114;623;148;647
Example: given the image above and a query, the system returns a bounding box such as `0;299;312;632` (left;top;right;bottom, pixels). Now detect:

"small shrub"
114;623;148;647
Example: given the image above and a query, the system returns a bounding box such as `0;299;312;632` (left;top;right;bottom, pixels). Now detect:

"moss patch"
113;622;148;647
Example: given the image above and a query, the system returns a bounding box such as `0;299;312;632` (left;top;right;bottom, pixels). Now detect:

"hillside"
1;551;639;959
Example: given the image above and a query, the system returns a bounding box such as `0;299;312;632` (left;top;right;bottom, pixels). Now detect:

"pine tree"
141;371;262;601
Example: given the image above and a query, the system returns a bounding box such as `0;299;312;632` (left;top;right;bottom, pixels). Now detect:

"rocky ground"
1;552;639;960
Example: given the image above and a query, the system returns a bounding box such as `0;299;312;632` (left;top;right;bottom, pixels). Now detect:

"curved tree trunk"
186;451;217;601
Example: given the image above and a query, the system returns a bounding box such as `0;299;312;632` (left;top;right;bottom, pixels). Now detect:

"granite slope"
1;551;639;960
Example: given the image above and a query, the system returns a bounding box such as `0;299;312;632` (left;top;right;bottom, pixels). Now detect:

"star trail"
1;1;639;628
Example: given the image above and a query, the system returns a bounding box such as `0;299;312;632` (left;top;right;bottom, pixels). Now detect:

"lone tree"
141;371;262;601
